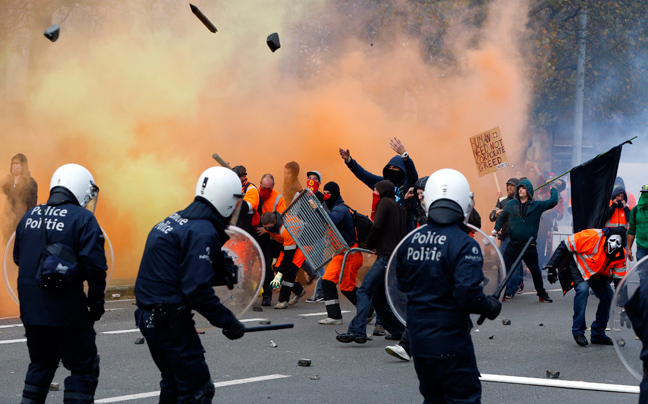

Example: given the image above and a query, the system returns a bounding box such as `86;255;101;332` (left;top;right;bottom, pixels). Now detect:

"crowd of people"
5;142;648;403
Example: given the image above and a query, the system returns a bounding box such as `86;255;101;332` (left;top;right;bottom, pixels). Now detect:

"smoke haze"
0;0;533;316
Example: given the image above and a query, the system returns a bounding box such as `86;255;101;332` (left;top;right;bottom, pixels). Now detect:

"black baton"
245;323;294;332
477;236;534;325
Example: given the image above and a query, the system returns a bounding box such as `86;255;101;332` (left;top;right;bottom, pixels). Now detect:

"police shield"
214;225;265;318
385;223;506;325
610;256;648;381
3;228;116;305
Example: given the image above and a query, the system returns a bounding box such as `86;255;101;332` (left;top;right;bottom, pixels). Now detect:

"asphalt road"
0;278;640;404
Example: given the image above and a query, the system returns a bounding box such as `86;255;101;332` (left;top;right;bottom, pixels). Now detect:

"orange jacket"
242;182;259;212
605;200;629;229
267;225;305;268
260;189;286;215
565;228;626;280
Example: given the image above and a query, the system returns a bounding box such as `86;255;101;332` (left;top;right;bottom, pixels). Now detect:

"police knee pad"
193;380;215;403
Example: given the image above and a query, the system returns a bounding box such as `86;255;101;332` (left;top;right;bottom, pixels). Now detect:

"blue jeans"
347;256;404;337
571;268;613;339
500;238;523;289
637;246;648;262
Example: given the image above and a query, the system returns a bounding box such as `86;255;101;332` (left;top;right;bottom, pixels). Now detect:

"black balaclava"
383;167;405;187
323;181;341;210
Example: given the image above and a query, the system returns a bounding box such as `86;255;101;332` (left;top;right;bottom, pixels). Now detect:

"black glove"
545;265;558;284
89;305;105;322
613;200;623;209
620;311;632;329
483;296;502;320
222;319;246;340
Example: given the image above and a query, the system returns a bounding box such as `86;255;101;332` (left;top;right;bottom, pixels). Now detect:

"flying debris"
267;33;281;52
44;24;60;42
190;4;218;33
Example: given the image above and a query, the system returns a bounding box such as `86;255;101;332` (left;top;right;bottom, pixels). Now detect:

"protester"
628;185;648;263
15;163;105;403
335;179;406;342
494;178;558;302
304;170;326;303
256;174;286;306
283;161;302;204
545;227;626;346
318;182;364;325
232;165;259;237
1;153;38;244
261;211;307;308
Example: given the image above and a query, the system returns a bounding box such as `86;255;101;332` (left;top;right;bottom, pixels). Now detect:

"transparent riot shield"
610;256;648;381
214;226;265;318
385;224;506;325
3;228;116;305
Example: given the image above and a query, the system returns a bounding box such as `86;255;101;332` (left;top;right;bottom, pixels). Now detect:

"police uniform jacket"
395;221;491;358
14;190;107;327
134;198;238;329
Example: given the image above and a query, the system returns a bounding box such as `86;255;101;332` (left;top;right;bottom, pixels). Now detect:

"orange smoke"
0;0;531;317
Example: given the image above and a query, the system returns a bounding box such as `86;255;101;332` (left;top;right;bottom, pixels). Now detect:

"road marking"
0;324;23;329
95;374;291;403
298;310;350;317
106;298;135;303
0;338;26;344
480;373;639;394
101;318;268;335
520;288;562;295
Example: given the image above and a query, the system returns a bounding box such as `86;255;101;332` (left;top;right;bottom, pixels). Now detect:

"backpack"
345;204;373;249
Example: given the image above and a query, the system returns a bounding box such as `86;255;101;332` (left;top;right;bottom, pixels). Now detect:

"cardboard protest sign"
470;126;508;177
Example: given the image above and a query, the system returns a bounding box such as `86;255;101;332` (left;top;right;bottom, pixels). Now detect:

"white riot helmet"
195;167;244;218
49;164;100;211
423;168;473;219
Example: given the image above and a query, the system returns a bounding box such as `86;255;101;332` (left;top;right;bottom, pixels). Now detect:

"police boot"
193;380;215;403
158;393;178;404
319;280;343;324
341;287;358;306
21;383;49;404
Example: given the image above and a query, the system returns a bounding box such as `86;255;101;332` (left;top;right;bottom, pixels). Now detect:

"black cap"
267;33;281;52
506;178;519;187
44;24;60;42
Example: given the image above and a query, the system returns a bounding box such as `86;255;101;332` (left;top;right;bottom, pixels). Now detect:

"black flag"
570;144;624;232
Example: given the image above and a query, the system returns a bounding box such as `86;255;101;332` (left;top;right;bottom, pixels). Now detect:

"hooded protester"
489;178;519;242
336;179;407;343
605;186;631;230
317;182;365;325
628;185;648;263
494;178;558;302
339;138;418;225
614;176;637;209
545;226;627;346
2;153;38;244
410;176;429;227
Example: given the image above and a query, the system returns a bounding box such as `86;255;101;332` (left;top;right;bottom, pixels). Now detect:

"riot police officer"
393;169;501;404
134;166;247;404
15;163;106;404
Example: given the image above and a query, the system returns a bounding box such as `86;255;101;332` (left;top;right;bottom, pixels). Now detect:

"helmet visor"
85;183;100;214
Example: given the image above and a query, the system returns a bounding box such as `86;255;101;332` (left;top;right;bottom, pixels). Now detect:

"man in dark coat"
14;163;105;404
2;153;38;244
336;179;407;343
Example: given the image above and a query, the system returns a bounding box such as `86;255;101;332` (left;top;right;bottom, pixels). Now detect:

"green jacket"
629;192;648;249
494;178;558;246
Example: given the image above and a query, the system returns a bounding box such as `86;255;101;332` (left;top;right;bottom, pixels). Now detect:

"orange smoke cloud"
0;0;531;317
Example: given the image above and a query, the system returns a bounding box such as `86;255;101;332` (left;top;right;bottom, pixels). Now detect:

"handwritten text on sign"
469;127;509;177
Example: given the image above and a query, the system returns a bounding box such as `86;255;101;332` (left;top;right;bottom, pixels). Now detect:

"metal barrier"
282;189;373;291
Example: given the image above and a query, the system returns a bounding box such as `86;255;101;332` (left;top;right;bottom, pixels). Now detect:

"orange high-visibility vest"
260;189;286;215
565;229;626;280
605;201;629;229
268;225;305;268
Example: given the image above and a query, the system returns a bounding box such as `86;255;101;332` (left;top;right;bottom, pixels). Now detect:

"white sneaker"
288;289;306;306
274;301;288;309
318;317;342;325
385;345;411;361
